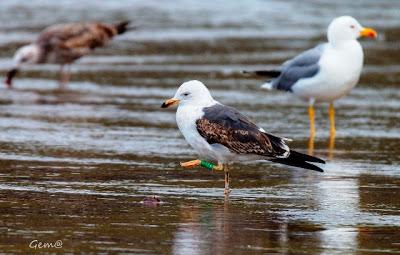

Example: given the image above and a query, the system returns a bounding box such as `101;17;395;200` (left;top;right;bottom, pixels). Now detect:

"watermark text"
29;239;63;249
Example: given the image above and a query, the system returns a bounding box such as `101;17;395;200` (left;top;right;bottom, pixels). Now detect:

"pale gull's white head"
327;16;377;45
162;80;214;108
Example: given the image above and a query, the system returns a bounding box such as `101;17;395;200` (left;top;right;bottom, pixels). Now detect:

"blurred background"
0;0;399;254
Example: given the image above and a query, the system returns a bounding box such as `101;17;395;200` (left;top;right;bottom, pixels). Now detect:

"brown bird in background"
5;21;130;88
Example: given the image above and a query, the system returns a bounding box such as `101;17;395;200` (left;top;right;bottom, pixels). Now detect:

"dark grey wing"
195;104;289;158
270;44;326;91
196;104;326;172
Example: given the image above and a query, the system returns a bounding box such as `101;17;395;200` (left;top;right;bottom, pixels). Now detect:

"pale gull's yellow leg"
308;102;316;137
329;102;336;136
308;99;316;155
328;102;336;159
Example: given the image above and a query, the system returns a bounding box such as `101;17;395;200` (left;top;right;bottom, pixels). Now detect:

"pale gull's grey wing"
270;43;326;92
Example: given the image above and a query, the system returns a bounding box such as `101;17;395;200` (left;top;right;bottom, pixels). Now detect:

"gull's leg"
224;164;231;195
180;159;201;168
328;102;336;159
180;160;224;171
65;65;71;84
59;64;70;88
59;65;65;87
308;98;316;137
179;160;229;194
329;102;336;136
213;162;224;171
308;98;316;155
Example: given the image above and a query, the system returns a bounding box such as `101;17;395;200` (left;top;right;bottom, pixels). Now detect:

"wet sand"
0;0;399;254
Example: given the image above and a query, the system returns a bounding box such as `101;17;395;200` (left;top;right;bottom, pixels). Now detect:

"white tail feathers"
260;82;273;90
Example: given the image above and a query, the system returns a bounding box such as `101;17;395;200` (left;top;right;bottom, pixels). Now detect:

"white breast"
176;103;217;160
293;41;364;102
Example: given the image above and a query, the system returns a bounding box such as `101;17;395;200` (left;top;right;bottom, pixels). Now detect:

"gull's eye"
350;25;355;29
182;92;190;97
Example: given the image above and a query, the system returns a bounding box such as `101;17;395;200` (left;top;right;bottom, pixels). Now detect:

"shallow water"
0;0;399;254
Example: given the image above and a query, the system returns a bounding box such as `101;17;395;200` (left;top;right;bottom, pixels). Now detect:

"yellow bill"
360;27;377;38
161;98;180;108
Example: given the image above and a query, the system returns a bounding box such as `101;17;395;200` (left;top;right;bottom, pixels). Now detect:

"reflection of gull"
162;80;324;194
246;16;377;140
318;179;359;251
5;21;130;88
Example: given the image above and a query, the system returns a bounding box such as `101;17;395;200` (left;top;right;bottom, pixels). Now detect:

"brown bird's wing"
36;22;127;63
195;103;325;172
196;104;289;158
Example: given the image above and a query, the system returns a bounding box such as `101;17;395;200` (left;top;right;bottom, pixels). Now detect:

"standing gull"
161;80;325;194
245;16;377;140
5;21;130;88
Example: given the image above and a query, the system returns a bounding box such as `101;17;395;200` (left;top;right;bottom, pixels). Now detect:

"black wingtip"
272;158;324;172
115;21;131;34
242;70;281;78
289;150;325;164
271;150;325;173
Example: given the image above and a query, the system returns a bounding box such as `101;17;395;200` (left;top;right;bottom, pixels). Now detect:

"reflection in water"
318;179;359;252
308;133;315;156
172;207;202;255
321;227;358;252
171;197;329;254
0;0;399;253
328;132;336;160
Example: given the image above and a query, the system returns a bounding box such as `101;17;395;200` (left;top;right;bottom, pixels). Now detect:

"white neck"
329;38;360;50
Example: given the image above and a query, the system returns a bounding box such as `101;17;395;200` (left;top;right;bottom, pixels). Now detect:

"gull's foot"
180;159;201;168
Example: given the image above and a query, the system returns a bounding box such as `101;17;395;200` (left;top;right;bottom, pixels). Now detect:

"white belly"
292;41;364;102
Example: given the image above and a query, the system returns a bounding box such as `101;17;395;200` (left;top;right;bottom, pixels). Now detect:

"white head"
161;80;214;108
13;44;41;67
327;16;377;45
5;44;41;87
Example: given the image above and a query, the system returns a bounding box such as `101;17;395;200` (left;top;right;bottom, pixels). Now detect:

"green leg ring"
200;160;215;170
